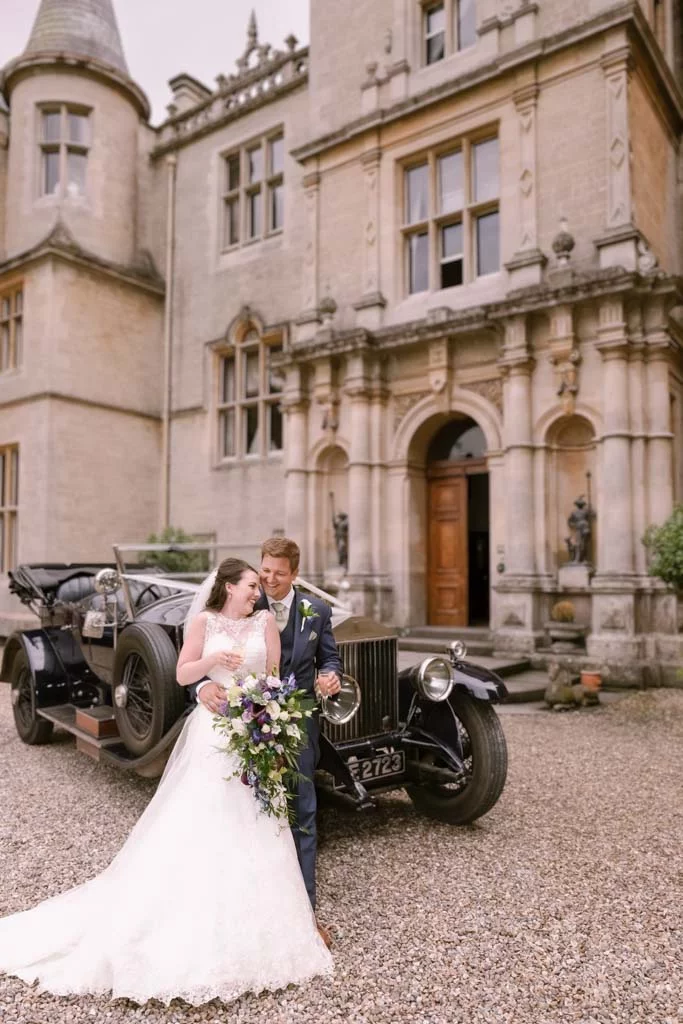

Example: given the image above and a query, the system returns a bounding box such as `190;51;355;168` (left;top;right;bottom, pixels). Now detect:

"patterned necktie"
272;601;288;632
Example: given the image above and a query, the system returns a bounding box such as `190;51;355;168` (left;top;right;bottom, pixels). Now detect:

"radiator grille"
323;636;398;744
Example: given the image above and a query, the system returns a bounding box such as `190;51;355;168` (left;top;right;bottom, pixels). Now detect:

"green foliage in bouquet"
643;505;683;592
144;526;210;574
212;672;316;826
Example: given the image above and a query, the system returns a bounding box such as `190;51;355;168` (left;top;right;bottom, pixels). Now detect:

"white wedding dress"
0;610;333;1006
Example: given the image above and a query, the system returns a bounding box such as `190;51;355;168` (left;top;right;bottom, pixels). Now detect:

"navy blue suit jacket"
254;588;342;694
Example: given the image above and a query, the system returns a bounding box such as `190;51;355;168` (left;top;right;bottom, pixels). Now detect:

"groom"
197;536;341;935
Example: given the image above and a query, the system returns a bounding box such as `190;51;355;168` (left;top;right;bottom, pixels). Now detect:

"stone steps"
397;627;548;703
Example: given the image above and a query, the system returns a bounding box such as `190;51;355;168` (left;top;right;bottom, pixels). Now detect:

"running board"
37;704;121;760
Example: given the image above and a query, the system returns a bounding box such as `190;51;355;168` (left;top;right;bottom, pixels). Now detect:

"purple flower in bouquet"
211;670;316;825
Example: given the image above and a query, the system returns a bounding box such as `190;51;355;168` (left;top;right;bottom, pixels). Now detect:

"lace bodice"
203;610;269;685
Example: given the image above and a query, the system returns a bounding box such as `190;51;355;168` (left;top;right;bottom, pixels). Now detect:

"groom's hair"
261;536;300;573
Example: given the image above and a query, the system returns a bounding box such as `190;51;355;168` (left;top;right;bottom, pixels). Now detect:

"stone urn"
545;621;588;652
545;601;587;652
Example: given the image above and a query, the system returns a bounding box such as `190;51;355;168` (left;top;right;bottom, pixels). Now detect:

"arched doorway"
427;418;489;626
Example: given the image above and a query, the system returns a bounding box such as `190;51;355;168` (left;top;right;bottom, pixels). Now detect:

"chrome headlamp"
94;568;122;595
449;639;467;662
415;657;453;702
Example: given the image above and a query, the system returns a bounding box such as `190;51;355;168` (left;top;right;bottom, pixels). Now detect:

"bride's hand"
209;650;244;673
198;682;228;714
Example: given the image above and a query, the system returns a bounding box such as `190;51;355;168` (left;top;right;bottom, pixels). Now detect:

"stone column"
629;343;648;576
494;317;539;653
595;298;633;575
344;354;373;613
646;344;674;528
282;365;309;555
499;317;535;577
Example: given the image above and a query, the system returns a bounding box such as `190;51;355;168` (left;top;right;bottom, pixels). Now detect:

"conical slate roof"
24;0;129;75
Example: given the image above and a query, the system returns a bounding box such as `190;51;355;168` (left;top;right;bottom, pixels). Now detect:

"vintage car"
2;544;508;824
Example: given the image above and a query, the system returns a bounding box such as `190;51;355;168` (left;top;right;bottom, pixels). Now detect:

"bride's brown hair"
204;558;257;613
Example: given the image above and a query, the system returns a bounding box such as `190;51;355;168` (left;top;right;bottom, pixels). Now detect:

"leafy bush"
145;527;210;575
550;600;575;623
644;506;683;592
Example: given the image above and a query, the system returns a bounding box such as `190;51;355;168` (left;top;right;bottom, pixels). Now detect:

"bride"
0;558;333;1006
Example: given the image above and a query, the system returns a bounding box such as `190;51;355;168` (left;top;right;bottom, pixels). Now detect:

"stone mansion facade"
0;0;682;682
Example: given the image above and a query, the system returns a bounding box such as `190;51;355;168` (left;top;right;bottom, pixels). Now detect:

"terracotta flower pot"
580;670;602;690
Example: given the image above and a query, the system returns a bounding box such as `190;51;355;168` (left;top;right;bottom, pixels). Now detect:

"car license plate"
345;750;405;785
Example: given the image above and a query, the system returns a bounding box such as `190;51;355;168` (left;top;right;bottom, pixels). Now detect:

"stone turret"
23;0;129;75
1;0;151;266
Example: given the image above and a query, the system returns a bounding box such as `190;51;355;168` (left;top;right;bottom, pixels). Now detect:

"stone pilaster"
354;145;386;330
594;43;639;270
295;170;321;343
506;82;546;289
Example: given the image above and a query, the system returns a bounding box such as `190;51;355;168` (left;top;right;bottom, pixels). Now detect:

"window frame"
420;0;478;66
38;104;91;200
400;130;500;296
220;130;285;252
0;283;23;373
214;326;284;463
0;445;19;574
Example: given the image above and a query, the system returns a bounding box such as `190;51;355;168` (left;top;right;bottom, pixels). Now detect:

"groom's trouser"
293;713;319;910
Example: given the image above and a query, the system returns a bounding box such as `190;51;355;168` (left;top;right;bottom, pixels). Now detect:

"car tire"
406;692;507;825
11;650;54;745
112;623;185;758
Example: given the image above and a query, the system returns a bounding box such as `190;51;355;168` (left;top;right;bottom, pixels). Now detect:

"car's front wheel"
112;623;186;757
11;650;54;745
406;691;507;824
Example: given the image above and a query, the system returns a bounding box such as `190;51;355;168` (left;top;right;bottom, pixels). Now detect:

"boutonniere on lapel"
298;599;319;633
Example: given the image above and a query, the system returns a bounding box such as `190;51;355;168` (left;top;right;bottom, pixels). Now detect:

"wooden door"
428;473;468;627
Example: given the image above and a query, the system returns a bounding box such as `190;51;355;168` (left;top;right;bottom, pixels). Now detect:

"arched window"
216;324;284;460
427;418;487;462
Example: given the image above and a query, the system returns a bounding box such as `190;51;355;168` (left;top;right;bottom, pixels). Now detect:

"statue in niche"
565;492;595;564
330;492;348;571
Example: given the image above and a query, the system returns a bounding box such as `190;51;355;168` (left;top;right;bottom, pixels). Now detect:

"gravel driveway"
1;684;682;1024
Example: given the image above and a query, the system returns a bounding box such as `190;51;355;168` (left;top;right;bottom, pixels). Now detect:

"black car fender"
451;661;508;703
398;659;507;720
1;628;85;707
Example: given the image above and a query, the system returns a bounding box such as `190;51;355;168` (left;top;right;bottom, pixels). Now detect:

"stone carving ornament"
392;392;431;431
462;378;503;416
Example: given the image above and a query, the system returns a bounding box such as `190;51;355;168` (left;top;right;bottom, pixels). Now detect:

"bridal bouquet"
212;672;316;824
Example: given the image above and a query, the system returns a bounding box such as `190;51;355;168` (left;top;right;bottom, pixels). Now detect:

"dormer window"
422;0;477;65
39;105;90;199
